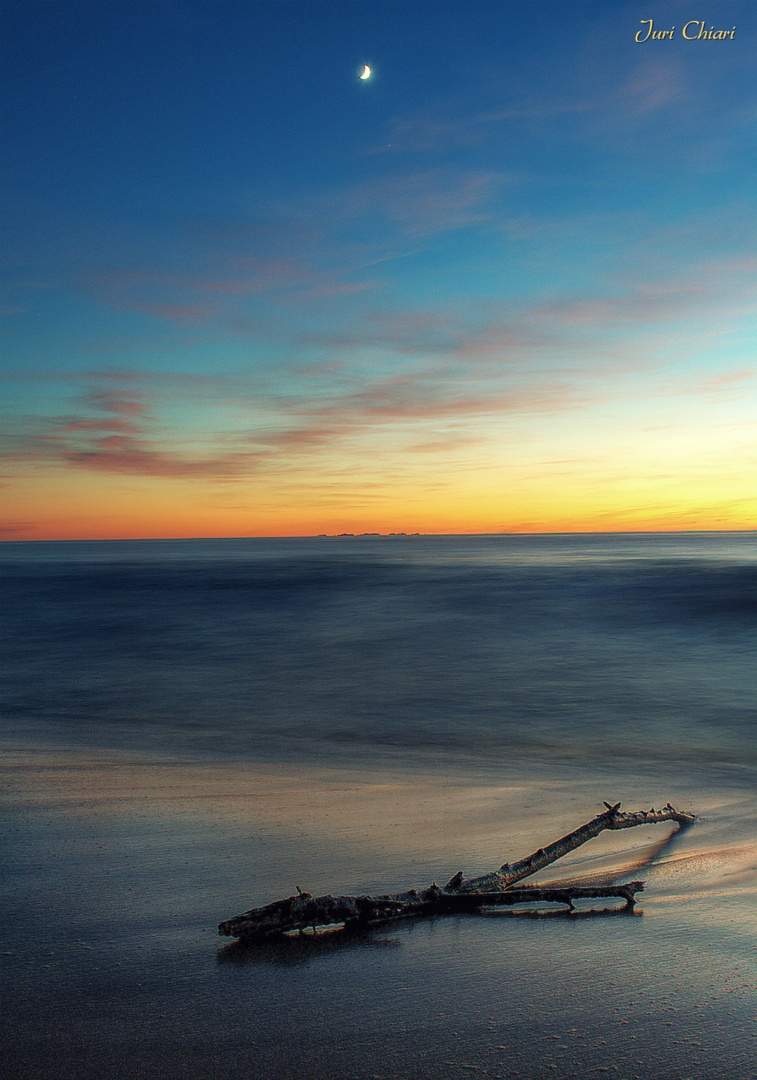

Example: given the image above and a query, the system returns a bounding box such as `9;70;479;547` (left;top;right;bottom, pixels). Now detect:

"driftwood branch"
219;801;695;939
459;801;695;892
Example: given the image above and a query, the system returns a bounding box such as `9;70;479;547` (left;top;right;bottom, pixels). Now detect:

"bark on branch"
218;801;695;939
459;801;695;892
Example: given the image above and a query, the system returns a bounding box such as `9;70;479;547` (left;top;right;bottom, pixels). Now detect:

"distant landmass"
315;532;422;538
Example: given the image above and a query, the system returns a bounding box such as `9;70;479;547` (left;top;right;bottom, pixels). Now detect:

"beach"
1;535;755;1078
4;1;756;1072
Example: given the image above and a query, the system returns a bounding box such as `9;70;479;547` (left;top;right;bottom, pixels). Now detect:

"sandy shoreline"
2;742;755;1079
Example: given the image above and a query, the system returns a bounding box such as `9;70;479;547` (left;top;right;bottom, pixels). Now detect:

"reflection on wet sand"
216;902;643;966
217;927;403;966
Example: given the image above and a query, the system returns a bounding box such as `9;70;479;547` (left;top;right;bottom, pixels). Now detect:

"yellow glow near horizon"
2;371;755;541
3;457;756;541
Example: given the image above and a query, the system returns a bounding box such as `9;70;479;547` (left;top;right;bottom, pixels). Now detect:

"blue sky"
1;0;755;537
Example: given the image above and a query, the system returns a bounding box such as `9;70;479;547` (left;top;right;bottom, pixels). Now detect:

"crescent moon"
359;65;371;80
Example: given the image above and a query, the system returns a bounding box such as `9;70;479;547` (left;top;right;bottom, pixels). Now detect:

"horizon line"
2;527;756;545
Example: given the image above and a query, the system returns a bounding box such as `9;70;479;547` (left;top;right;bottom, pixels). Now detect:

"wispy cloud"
73;167;506;328
83;253;380;325
368;54;690;158
80;390;150;417
619;58;688;116
0;521;35;534
61;436;260;479
372;99;597;155
324;169;508;236
691;368;756;399
1;382;256;480
0;354;603;484
3;232;754;487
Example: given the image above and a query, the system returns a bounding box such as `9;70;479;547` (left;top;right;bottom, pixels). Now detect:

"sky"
1;0;755;540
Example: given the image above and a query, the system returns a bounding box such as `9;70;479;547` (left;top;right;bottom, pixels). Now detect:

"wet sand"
2;743;755;1079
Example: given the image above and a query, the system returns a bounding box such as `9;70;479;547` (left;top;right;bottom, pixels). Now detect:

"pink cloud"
45;389;155;437
62;435;260;480
4;235;754;487
288;368;603;428
83;252;380;323
2;358;604;485
692;368;756;398
0;521;35;534
405;433;486;454
526;287;702;329
58;418;143;435
266;426;347;448
81;391;149;416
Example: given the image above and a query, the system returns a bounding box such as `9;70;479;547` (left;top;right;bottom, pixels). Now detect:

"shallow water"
2;533;756;766
1;534;755;1078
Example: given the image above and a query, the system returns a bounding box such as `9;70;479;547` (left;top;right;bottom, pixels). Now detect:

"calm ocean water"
2;532;756;769
1;533;755;1079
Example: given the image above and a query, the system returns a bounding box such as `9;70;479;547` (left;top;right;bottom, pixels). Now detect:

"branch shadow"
474;904;642;921
539;823;694;890
217;925;402;967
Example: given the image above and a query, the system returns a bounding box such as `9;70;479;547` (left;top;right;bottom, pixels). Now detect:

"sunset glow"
2;1;755;540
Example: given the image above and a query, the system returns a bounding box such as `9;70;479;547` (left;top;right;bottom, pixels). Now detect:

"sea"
1;532;755;1079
